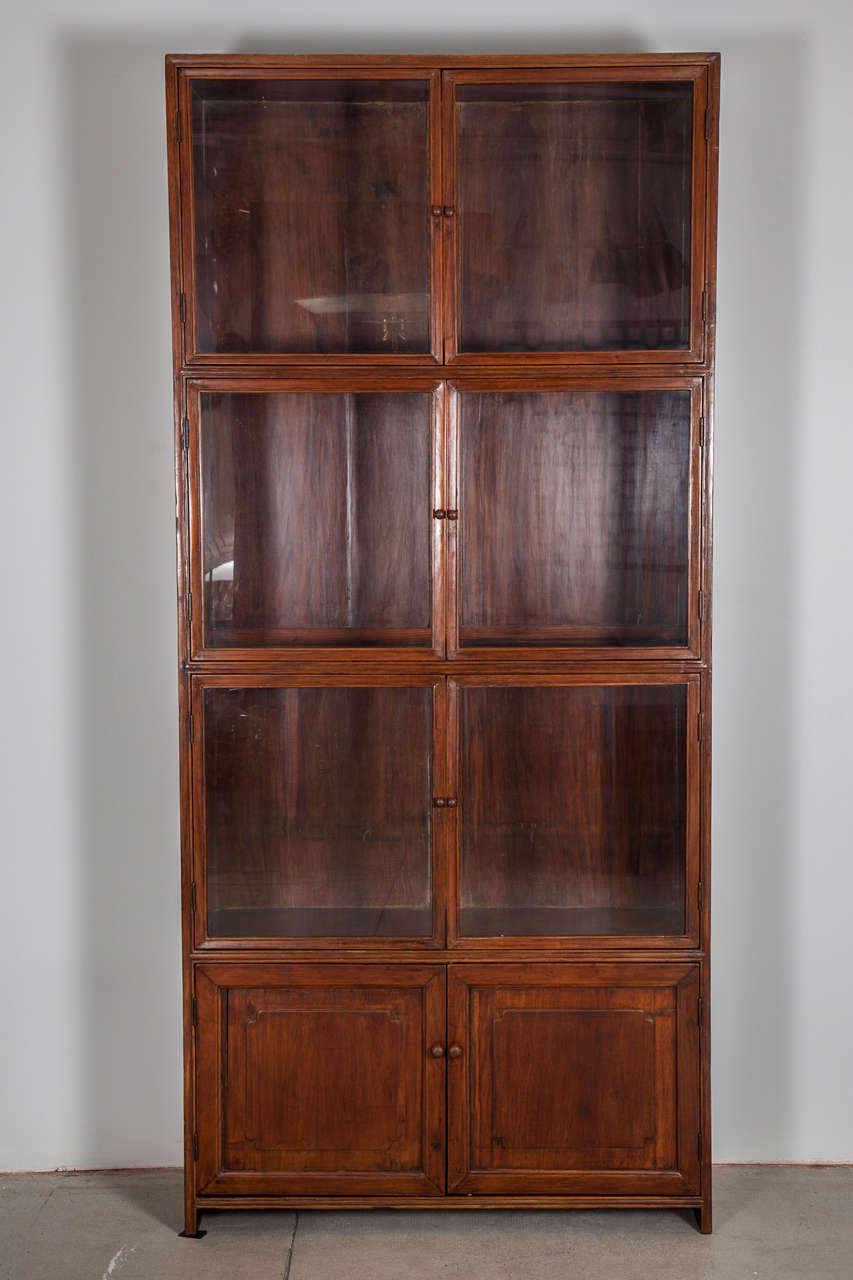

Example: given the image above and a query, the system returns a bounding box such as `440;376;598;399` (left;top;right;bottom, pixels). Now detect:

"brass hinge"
191;881;197;912
698;414;705;447
175;110;181;144
698;879;703;911
192;1132;199;1162
701;285;714;327
187;712;194;744
179;293;187;325
698;589;704;621
191;995;198;1028
185;591;192;621
181;416;189;452
704;106;711;140
697;712;703;742
697;994;703;1026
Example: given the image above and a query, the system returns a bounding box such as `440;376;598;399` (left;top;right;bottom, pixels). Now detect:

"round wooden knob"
430;1044;445;1058
448;1044;463;1059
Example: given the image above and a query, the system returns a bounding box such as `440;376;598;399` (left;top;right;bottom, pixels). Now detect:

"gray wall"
2;0;851;1168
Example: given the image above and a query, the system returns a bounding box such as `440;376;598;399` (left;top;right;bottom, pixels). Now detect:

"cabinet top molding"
165;52;720;70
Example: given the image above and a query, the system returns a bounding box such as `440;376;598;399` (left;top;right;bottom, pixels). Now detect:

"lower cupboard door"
447;964;701;1197
194;964;446;1197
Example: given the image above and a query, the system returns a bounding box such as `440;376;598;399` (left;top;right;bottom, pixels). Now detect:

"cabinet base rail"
186;1194;711;1235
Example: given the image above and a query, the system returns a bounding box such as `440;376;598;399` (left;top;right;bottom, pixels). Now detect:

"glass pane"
201;392;432;647
456;81;693;352
191;78;431;354
204;686;433;938
460;685;687;937
459;389;691;646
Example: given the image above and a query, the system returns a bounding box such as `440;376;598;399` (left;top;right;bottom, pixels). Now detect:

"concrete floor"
1;1167;851;1279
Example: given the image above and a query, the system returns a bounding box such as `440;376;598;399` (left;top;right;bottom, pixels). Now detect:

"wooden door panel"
448;964;700;1196
196;964;446;1196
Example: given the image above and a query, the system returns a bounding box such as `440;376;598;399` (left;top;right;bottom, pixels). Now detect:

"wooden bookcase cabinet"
166;52;718;1235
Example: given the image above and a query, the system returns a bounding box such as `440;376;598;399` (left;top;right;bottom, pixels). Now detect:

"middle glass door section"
453;384;696;653
192;383;440;655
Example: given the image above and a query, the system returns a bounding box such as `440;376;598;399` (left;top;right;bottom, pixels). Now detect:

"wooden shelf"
208;905;433;939
459;906;685;939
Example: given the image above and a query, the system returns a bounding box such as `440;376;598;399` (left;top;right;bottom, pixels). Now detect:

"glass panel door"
194;387;438;651
187;75;434;357
455;386;695;650
450;75;697;356
457;682;694;940
199;683;436;941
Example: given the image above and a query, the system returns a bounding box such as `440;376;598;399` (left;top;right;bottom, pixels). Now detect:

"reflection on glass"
191;78;431;354
200;392;432;647
457;81;693;351
204;686;433;938
459;389;691;646
460;685;687;936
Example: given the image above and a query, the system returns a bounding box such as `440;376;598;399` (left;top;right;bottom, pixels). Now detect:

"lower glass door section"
457;681;693;941
194;964;446;1196
447;963;701;1196
200;683;436;942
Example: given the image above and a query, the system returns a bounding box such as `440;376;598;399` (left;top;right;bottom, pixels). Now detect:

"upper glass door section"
445;70;709;362
183;73;437;361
